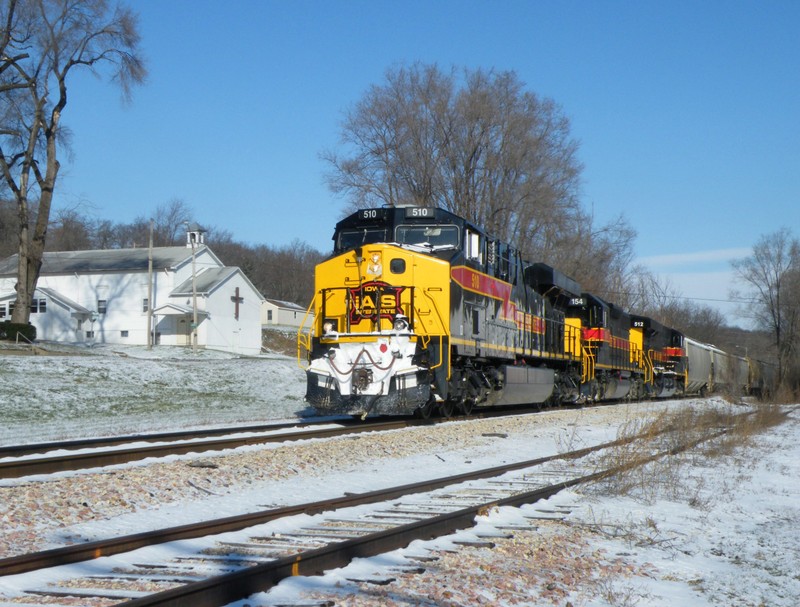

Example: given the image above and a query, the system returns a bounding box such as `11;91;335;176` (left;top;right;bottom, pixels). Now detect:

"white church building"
0;227;266;356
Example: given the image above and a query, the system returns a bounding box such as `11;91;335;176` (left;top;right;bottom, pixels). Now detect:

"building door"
177;317;191;346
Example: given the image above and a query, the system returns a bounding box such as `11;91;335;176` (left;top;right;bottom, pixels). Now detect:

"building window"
0;305;5;319
97;300;107;314
30;298;47;314
267;310;273;321
120;330;129;338
86;330;95;338
142;298;148;312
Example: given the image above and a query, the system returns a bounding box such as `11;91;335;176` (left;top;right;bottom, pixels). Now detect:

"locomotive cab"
566;294;639;400
630;315;686;397
332;206;463;257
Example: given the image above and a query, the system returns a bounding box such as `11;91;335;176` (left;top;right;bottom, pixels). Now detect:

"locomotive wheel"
438;399;455;418
415;397;436;419
457;398;474;415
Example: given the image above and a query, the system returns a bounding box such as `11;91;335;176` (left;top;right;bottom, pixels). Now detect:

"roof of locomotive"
334;206;478;230
332;206;488;254
525;262;582;299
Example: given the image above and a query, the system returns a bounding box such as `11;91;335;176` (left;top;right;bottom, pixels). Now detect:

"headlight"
322;319;338;334
393;314;409;332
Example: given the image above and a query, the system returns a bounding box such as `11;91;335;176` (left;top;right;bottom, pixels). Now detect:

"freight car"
298;206;773;418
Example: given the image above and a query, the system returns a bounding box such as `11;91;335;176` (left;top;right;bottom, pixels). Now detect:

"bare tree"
0;0;145;324
0;197;17;256
680;305;727;345
120;199;194;248
324;64;582;239
45;207;93;250
322;62;635;287
732;228;800;386
152;197;191;245
269;239;325;305
545;210;637;300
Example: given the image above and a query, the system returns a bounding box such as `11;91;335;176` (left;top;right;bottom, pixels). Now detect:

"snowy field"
1;343;799;605
0;344;309;445
248;403;800;607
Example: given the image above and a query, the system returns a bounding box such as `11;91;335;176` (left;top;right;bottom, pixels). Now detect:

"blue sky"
56;0;800;321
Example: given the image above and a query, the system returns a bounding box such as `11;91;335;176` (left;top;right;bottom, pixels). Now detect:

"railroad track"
0;419;321;458
0;418;420;479
0;420;732;607
0;406;546;479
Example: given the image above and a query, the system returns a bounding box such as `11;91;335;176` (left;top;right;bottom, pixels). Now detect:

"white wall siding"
262;299;311;328
1;248;264;356
203;273;263;355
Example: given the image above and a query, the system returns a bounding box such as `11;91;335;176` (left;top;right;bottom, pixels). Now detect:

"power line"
598;291;759;305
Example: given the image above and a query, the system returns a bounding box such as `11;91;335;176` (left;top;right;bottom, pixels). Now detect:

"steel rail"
1;404;549;460
0;405;543;479
0;419;417;479
121;427;728;607
0;419;332;458
2;416;745;607
0;435;629;577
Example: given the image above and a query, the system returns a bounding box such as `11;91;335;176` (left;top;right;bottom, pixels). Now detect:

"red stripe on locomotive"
451;266;544;334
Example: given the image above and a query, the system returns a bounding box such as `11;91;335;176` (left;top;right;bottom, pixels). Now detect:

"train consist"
298;206;774;418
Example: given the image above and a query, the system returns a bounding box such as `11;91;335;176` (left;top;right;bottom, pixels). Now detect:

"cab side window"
466;230;482;263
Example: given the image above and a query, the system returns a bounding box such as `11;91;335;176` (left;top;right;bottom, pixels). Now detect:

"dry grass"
590;404;790;503
261;327;299;356
772;383;800;404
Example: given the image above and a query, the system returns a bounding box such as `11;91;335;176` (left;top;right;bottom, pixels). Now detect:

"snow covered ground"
0;344;309;445
242;404;800;607
0;344;798;606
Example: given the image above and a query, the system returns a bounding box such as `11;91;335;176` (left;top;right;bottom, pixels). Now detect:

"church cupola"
185;222;206;248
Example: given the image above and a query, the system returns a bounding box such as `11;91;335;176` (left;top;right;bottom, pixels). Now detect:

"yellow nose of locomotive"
302;243;450;416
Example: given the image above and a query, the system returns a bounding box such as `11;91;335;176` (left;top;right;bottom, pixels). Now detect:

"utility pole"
190;229;198;354
147;219;154;350
184;221;205;353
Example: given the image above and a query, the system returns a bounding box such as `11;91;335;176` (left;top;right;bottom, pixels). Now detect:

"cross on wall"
231;287;244;320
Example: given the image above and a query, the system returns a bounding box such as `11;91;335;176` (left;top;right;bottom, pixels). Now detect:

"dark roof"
265;298;305;311
0;247;201;275
172;267;239;296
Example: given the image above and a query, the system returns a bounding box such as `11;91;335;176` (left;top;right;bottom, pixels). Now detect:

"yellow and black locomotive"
298;206;767;418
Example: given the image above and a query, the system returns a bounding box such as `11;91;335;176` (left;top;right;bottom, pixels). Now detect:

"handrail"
15;331;34;346
644;349;655;385
581;346;595;384
416;287;450;377
296;293;318;369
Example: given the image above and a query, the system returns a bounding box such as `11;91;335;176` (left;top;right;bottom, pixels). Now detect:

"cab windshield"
395;225;459;248
337;224;459;251
337;227;389;250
